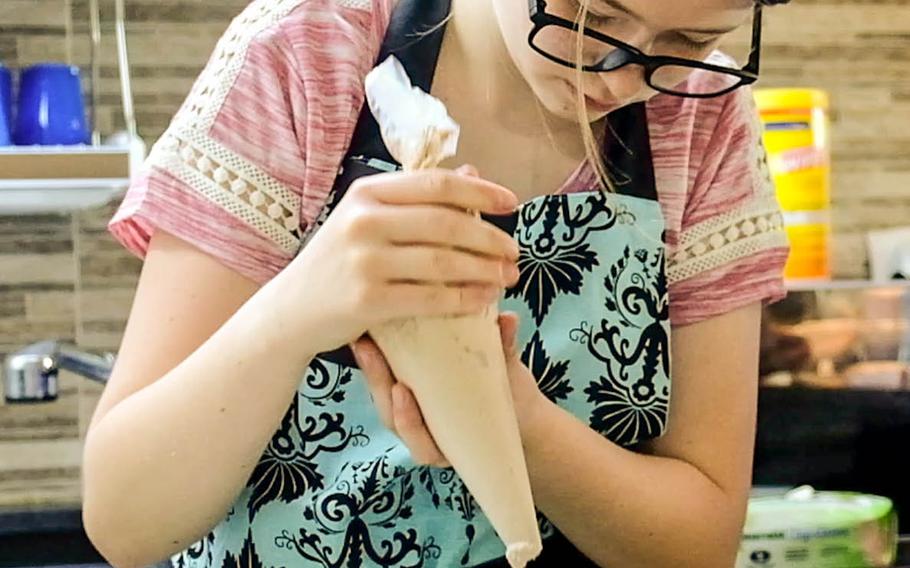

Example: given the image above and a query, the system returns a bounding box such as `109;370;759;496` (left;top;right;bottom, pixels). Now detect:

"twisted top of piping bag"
364;55;460;171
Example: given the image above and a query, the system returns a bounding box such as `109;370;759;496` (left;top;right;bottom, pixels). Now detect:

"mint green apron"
173;1;670;565
172;102;670;568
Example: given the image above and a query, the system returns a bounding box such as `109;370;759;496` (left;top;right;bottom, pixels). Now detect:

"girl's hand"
274;166;521;355
350;311;546;468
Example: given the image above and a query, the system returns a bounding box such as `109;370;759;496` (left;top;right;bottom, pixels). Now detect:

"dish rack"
762;279;910;391
0;0;142;215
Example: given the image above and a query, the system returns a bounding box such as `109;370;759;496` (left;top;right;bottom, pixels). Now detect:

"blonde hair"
574;1;614;193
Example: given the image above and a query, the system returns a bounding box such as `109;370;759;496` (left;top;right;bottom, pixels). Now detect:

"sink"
0;508;104;568
899;536;910;567
0;507;177;568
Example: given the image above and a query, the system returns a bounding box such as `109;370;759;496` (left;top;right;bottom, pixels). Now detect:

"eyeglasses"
527;0;763;98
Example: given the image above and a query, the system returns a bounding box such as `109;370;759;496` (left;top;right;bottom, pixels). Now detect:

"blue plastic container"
14;63;89;146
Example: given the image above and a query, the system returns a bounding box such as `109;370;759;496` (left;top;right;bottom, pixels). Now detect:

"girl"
82;0;791;566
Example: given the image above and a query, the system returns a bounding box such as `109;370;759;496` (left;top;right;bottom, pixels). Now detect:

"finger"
362;169;518;214
373;282;501;319
498;312;521;358
391;383;450;468
456;164;480;178
376;205;520;261
350;336;396;431
372;245;518;287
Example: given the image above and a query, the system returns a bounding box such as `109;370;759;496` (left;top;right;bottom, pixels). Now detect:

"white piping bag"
364;56;543;568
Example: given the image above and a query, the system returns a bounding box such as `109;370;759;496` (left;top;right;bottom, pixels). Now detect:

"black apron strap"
320;0;452;369
601;101;658;201
335;0;452;176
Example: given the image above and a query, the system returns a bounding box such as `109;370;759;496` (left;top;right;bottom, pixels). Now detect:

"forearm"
82;276;317;567
523;400;747;567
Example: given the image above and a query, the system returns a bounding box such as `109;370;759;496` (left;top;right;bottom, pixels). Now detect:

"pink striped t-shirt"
109;0;789;327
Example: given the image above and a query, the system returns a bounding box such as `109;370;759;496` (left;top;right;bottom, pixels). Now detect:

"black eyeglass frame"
527;0;763;98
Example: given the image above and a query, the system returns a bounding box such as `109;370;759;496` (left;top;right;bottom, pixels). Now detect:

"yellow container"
755;88;832;280
781;212;831;280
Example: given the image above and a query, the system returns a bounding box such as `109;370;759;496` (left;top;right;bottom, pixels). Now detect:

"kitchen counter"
0;506;83;536
754;386;910;534
0;504;174;568
0;505;102;568
900;537;910;567
2;503;909;567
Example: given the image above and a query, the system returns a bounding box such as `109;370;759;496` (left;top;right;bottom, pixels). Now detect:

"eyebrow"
591;0;747;35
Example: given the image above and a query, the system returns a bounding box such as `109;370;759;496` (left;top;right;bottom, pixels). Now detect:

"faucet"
2;341;115;403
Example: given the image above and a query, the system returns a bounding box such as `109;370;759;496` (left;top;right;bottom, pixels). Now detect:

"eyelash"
676;35;718;50
568;0;616;27
586;12;616;27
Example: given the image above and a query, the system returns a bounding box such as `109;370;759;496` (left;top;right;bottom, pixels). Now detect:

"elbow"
82;436;162;568
82;434;121;567
709;495;749;568
700;471;750;568
714;534;744;568
82;495;143;568
682;491;747;568
83;483;173;568
82;501;134;568
682;528;742;568
82;472;144;568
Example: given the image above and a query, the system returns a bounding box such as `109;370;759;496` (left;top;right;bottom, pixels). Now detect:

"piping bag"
364;56;543;568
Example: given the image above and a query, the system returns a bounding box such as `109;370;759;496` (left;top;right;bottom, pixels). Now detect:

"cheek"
497;21;574;105
534;76;588;120
489;2;598;121
492;0;533;51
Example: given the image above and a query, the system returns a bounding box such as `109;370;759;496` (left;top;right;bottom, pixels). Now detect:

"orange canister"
754;88;832;280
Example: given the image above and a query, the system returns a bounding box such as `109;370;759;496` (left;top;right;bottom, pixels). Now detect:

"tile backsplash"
2;0;910;506
0;204;138;506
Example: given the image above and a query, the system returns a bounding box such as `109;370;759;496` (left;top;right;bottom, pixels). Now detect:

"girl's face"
492;0;754;121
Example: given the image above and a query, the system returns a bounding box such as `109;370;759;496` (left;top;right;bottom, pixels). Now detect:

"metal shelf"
0;180;129;215
0;145;133;215
785;279;910;292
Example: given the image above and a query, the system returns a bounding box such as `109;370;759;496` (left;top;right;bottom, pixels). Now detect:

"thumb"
498;312;520;359
456;164;480;178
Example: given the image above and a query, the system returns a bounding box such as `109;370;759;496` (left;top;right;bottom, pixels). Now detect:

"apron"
172;1;671;566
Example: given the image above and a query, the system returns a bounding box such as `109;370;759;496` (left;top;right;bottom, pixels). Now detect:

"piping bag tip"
506;541;543;568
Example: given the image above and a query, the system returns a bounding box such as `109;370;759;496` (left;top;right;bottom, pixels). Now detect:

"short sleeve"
108;0;391;285
667;86;790;327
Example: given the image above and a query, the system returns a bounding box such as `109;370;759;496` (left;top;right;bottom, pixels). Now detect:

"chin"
532;84;583;120
535;91;613;124
532;76;616;123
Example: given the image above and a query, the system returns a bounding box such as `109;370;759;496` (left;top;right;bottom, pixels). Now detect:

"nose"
597;64;648;102
590;28;655;103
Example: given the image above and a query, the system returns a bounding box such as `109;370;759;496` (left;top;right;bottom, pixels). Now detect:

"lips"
584;95;617;113
562;79;618;114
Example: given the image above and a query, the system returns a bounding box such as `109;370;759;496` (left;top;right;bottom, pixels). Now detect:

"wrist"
244;272;322;366
517;391;557;455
